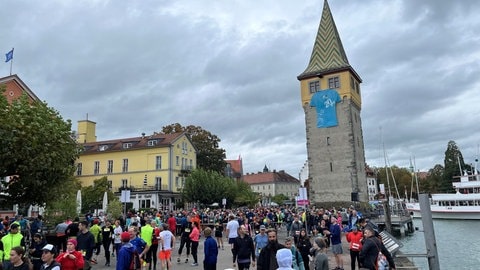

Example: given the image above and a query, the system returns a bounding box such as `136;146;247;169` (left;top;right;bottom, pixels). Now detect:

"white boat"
406;172;480;219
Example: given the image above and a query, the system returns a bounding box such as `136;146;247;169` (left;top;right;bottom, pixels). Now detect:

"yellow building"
75;120;196;211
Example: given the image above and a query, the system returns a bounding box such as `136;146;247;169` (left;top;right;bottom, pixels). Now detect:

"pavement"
90;227;360;270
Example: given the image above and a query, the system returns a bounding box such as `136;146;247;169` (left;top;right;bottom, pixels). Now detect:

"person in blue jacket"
203;227;218;270
116;232;134;270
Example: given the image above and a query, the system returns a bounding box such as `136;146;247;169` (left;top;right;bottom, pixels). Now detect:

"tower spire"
298;0;356;80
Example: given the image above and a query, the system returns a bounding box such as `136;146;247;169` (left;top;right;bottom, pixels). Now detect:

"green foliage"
421;164;444;193
442;140;464;193
0;86;80;206
162;123;226;174
107;199;123;220
234;180;259;207
271;194;289;205
43;177;82;224
376;165;413;198
81;177;116;213
182;169;235;206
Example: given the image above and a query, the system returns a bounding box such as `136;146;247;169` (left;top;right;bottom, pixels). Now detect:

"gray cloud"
2;0;480;177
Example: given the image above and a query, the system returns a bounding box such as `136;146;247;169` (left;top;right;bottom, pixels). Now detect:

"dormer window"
99;145;108;151
148;140;158;146
123;143;132;149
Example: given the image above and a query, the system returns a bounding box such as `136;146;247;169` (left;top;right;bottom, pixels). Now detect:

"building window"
309;80;320;93
76;163;82;176
326;137;330;146
139;199;151;209
175;177;179;188
156;156;162;170
156;177;162;190
107;160;113;174
122;179;128;188
350;77;355;90
176;156;179;166
355;82;360;94
182;142;188;154
330;162;333;172
328;76;340;88
148;140;158;146
123;143;132;149
94;161;100;175
122;159;128;172
107;180;112;190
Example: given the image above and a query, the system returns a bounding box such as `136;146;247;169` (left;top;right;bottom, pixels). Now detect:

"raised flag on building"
5;48;13;62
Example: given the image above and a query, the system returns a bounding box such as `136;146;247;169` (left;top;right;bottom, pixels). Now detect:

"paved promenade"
88;226;416;270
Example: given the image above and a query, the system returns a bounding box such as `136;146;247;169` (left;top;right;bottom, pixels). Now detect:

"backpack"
376;251;389;270
129;251;141;270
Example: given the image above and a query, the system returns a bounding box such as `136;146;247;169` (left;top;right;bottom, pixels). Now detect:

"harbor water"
399;219;480;269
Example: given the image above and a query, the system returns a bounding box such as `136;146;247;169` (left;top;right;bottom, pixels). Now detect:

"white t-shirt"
159;230;174;250
226;219;239;238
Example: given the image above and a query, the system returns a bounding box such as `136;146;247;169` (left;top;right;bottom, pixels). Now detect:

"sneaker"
111;252;115;257
191;263;198;267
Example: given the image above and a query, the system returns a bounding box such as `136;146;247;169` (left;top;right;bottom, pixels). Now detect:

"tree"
443;141;464;193
0;87;80;207
81;177;116;214
182;169;235;206
421;164;444;194
162;123;226;174
376;165;413;199
234;180;259;207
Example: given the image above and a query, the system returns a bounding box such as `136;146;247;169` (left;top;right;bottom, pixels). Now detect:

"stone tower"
297;0;368;204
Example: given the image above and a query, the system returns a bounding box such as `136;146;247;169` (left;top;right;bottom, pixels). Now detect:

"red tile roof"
225;158;243;175
243;170;300;185
80;132;186;154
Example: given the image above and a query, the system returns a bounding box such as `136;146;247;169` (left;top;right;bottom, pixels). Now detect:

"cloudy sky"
2;0;480;178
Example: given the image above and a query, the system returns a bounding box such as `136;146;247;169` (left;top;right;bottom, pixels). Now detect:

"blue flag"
5;49;13;62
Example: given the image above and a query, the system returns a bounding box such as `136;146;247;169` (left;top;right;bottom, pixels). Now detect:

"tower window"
326;137;330;146
309;80;320;93
328;76;340;89
330;162;333;172
355;82;360;94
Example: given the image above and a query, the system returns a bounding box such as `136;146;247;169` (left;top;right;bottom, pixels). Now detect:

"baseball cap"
121;231;130;242
42;244;56;253
260;225;266;230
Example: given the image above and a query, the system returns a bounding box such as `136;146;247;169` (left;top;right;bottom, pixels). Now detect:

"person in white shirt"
225;214;239;252
159;224;175;270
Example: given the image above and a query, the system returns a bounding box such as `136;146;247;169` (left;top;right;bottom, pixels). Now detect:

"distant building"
366;166;378;201
75;120;196;211
225;157;243;181
243;166;301;205
0;74;40;103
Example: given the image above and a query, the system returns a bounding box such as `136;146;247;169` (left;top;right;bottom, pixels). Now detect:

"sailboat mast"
414;156;420;199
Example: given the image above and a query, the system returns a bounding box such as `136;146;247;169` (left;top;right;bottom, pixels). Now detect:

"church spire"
298;0;354;80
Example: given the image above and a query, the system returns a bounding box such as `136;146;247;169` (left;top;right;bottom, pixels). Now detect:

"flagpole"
9;48;14;75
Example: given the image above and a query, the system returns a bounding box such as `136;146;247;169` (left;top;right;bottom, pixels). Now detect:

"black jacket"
257;242;285;270
359;236;395;270
232;235;255;263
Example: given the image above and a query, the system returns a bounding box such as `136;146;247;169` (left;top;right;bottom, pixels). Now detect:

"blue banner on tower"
310;89;341;128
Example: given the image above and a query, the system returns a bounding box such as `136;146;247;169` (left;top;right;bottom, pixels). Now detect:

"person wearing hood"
276;248;293;270
29;233;47;270
56;239;85;270
117;232;134;270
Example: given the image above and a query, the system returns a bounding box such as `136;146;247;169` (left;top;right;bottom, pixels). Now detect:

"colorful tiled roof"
297;0;360;81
